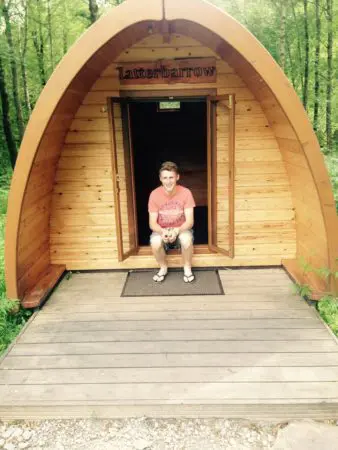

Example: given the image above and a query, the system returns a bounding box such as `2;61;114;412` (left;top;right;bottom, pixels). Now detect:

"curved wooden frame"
5;0;337;300
165;0;337;292
5;0;163;299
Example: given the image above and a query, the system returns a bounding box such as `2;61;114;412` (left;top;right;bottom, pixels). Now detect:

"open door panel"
207;95;235;257
109;98;138;261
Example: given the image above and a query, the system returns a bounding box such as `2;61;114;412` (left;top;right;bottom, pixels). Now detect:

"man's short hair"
159;161;179;175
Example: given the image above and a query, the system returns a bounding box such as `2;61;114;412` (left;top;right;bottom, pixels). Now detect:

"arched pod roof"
165;0;337;292
5;0;337;299
5;0;163;299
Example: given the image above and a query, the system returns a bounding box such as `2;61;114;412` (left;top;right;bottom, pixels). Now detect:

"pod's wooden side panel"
6;0;163;299
51;34;295;269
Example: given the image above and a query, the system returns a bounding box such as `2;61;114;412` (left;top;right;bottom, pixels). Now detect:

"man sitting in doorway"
148;161;195;283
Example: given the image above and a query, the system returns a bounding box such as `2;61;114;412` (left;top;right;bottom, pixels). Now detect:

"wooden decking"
1;268;338;419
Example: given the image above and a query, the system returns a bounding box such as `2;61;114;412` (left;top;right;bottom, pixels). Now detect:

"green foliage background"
0;0;336;172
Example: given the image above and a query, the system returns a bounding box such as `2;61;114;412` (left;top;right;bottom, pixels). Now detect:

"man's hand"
167;228;178;243
161;228;170;243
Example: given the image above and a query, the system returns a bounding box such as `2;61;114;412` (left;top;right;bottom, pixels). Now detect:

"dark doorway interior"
129;99;208;246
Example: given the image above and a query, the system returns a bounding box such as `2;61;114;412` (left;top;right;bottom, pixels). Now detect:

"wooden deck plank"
221;280;293;287
223;287;294;294
28;318;324;333
17;328;331;344
219;269;290;276
218;268;290;280
0;382;337;402
55;273;127;292
55;285;124;295
8;340;338;356
219;275;291;282
57;271;291;286
53;286;297;297
46;293;304;304
41;300;310;313
0;404;337;420
1;268;337;419
30;309;319;321
3;352;338;370
1;367;338;385
219;269;288;274
219;275;292;283
54;283;294;295
54;270;293;294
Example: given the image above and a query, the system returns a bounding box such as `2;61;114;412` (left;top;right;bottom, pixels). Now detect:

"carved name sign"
117;58;217;85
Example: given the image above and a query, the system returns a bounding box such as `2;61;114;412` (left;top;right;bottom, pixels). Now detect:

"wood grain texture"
7;0;336;302
22;264;66;308
165;7;336;293
1;270;337;419
5;1;163;300
51;33;295;268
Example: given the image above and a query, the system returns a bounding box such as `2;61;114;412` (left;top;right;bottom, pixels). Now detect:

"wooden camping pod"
5;0;337;307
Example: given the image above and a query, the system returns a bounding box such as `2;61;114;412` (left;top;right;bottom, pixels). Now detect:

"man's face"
159;170;180;193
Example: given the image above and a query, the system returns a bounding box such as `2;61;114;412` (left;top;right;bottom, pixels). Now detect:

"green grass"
317;153;338;335
0;188;32;356
317;295;338;336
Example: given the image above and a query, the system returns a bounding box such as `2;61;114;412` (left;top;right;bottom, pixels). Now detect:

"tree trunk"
302;0;310;110
2;1;25;140
0;54;17;169
279;3;286;70
89;0;99;24
47;0;54;67
19;0;32;119
62;0;68;54
313;0;321;132
326;0;333;152
290;0;304;92
32;0;46;86
286;34;297;87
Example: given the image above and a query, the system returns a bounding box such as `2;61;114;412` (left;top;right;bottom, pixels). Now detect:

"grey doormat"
121;269;224;297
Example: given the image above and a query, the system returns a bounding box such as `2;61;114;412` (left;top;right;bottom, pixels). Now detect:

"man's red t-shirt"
148;185;195;228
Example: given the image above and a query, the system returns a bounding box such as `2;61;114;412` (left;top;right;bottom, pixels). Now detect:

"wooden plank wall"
50;34;296;269
10;21;160;300
233;66;329;290
17;132;69;296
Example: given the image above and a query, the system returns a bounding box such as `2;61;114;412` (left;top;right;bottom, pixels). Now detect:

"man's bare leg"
178;231;194;281
150;235;168;281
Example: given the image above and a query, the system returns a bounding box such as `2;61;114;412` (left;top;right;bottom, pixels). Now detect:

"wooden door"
108;98;138;261
207;95;235;257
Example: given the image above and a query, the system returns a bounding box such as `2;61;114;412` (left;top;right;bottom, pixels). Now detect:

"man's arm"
173;207;194;235
149;212;170;243
149;212;163;234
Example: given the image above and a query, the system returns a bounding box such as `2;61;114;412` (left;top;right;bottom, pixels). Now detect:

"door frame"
207;94;236;258
109;88;235;258
108;98;139;261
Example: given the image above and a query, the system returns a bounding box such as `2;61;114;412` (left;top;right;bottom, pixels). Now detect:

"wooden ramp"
1;268;338;420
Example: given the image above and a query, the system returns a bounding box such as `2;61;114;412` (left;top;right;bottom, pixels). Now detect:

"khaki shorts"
150;229;194;252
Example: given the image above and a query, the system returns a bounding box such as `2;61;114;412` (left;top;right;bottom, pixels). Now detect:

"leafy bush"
0;297;32;354
0;188;32;355
317;295;338;336
295;258;338;336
